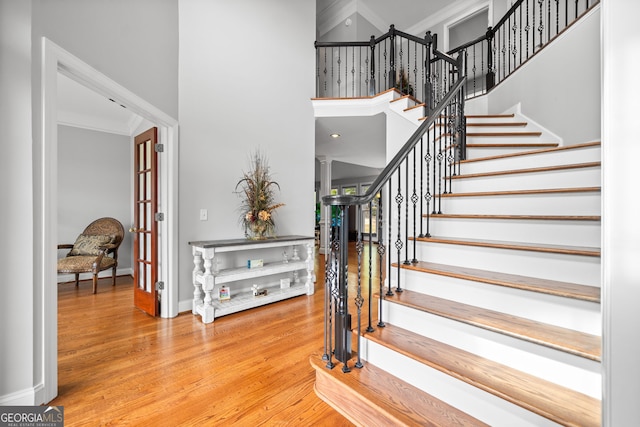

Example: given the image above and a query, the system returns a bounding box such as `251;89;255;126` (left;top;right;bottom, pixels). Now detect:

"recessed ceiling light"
330;133;341;138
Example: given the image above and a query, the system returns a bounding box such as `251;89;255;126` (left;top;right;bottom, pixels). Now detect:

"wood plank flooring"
51;246;375;426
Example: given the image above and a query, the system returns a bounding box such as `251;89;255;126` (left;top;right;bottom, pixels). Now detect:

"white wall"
31;0;179;119
57;125;133;274
602;0;640;424
485;7;601;145
178;0;316;310
0;0;35;405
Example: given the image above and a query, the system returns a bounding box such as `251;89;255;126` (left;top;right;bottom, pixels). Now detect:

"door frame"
38;37;179;403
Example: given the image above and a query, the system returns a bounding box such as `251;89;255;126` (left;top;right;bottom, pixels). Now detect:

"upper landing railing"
315;0;599;104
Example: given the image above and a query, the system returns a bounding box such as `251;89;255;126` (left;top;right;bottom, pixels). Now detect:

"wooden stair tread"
440;186;600;198
363;325;601;427
462;141;601;164
412;235;601;257
396;260;600;302
429;213;601;221
378;289;601;360
448;161;601;180
310;352;487;426
467;142;559;148
467;131;542;137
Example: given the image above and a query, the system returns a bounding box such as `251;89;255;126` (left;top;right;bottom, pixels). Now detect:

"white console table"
189;235;315;324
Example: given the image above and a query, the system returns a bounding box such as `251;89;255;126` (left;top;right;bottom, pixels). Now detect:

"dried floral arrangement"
235;151;285;239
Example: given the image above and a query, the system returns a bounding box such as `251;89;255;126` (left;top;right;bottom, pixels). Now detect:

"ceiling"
57;0;473;181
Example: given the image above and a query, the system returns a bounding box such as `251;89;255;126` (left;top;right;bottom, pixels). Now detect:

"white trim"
442;2;490;52
40;38;179;403
406;0;491;37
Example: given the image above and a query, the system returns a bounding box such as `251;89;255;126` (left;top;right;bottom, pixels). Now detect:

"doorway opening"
39;37;178;404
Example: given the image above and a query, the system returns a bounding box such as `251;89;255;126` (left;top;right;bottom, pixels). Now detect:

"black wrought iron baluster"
403;158;410;265
519;4;523;66
413;42;418;98
323;234;338;369
436;116;444;215
367;201;374;333
526;0;531;58
512;17;518;73
501;25;507;80
548;0;551;43
395;169;404;292
424;131;432;238
555;0;560;36
377;193;387;327
351;48;355;98
354;224;364;369
419;137;424;238
507;16;511;75
411;147;419;263
538;0;545;48
447;104;455;193
337;47;343;97
470;46;476;95
574;0;578;20
386;178;394;297
383;41;388;92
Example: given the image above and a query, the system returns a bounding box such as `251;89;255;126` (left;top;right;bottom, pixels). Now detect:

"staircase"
312;112;602;426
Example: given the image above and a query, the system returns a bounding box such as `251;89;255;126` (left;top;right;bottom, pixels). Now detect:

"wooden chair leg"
112;266;117;286
93;274;98;294
75;273;80;287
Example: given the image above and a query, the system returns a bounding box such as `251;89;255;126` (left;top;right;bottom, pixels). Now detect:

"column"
317;156;332;255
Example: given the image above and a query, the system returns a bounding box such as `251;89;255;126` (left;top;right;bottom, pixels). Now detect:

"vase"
247;221;268;240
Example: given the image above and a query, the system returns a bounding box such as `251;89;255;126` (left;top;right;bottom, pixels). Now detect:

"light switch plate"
200;209;208;221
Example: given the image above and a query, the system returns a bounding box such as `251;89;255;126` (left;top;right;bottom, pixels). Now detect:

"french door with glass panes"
131;127;159;316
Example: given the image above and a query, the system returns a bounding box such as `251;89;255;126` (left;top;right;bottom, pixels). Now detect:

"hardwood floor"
52;244;380;426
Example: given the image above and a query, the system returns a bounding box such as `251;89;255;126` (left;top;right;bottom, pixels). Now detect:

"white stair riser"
466;135;544;145
380;302;602;398
428;217;601;247
466;117;520;124
393;268;601;335
439;192;601;215
408;243;600;286
450;167;601;193
363;341;563;427
467;146;557;157
462;146;601;174
465;125;532;133
403;108;424;123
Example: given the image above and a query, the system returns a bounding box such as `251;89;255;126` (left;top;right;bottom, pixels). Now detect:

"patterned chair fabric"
57;217;124;294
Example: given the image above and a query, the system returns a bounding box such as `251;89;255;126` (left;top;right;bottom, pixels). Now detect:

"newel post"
334;204;352;370
388;25;396;90
369;35;376;96
485;26;496;90
424;31;433;116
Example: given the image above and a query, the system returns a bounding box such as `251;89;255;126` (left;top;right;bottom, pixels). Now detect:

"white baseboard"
178;299;193;314
0;386;36;405
56;267;133;284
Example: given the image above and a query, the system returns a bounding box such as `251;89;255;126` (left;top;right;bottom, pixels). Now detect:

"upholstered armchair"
57;217;125;294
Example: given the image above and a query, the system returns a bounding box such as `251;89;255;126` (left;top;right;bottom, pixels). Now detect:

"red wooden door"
132;127;159;316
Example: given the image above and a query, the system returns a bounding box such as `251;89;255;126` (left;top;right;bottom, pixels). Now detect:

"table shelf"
189;235;315;323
